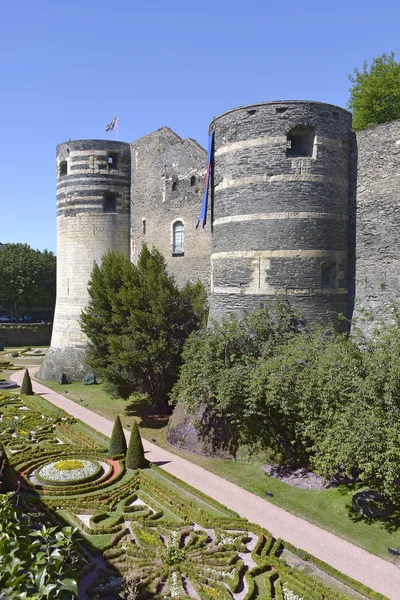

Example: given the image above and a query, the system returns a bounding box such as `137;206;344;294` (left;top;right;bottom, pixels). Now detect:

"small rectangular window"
321;262;337;290
107;152;117;169
59;161;68;176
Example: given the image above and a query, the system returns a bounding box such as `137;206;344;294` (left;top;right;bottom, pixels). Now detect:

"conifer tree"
20;369;33;395
109;415;127;457
80;245;207;413
126;422;147;470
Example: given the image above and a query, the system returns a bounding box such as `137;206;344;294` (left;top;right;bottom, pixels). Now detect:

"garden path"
10;369;400;600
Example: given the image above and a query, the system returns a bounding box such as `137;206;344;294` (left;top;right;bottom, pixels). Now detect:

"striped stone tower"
38;140;131;381
208;101;352;328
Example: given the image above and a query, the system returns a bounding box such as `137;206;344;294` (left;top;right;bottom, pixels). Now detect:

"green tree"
109;415;127;457
80;245;207;413
126;422;147;469
348;52;400;130
20;369;34;395
0;243;56;319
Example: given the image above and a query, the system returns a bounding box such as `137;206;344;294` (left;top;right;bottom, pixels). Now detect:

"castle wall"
130;127;210;290
39;140;131;381
353;120;400;334
208;101;352;328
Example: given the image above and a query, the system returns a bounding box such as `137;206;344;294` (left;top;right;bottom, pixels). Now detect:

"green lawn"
35;377;400;561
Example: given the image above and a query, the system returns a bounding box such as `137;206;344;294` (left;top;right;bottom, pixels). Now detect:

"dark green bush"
20;369;33;395
109;416;127;457
126;422;147;470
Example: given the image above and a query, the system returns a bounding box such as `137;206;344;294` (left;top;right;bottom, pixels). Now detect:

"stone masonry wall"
352;120;400;335
130;127;210;290
209;101;352;328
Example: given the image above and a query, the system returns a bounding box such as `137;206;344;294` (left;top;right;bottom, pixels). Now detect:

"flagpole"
117;114;119;141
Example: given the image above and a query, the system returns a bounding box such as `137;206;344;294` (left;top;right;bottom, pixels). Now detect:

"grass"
35;378;400;561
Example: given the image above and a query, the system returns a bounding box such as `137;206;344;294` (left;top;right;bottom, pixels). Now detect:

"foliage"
80;245;207;413
20;368;34;395
110;415;127;457
173;301;400;500
0;243;56;316
0;493;78;599
0;441;14;492
348;52;400;130
171;300;304;453
126;422;146;470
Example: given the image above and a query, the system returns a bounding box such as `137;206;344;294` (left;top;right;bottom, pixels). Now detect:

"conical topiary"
20;369;33;395
126;422;147;469
109;415;127;457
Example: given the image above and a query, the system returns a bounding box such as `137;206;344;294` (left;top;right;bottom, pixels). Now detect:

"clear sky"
1;0;399;253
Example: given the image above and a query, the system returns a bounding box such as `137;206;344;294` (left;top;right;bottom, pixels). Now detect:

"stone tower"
38;140;131;381
208;101;352;327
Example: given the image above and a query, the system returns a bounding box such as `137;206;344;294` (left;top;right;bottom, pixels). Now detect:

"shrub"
20;369;33;395
109;416;127;457
126;422;147;470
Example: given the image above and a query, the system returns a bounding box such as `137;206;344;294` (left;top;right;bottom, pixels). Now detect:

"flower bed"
36;458;102;486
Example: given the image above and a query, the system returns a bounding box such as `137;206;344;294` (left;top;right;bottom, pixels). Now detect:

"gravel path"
10;369;400;599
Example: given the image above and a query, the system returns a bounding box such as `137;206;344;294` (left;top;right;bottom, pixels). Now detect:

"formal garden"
0;390;388;600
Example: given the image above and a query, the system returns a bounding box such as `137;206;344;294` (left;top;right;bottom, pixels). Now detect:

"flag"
105;115;118;132
196;130;214;229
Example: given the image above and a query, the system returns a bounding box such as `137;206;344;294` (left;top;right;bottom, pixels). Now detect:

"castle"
38;100;400;381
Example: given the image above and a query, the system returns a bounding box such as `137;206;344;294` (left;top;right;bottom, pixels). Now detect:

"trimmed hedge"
109;416;127;457
126;421;146;469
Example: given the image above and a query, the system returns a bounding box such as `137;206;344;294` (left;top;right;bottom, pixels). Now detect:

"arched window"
103;193;117;214
172;220;184;255
172;180;178;192
286;125;315;158
190;175;196;187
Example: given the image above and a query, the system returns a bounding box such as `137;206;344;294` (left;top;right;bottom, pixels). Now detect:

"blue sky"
1;0;399;253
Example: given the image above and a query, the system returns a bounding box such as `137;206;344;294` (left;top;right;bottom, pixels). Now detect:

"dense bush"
173;302;400;499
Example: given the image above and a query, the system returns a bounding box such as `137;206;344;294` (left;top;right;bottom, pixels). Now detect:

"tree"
20;369;34;395
80;246;207;413
109;416;127;457
0;243;56;319
126;422;147;470
348;52;400;130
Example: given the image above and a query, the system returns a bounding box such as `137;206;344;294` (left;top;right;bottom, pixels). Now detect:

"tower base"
37;346;89;382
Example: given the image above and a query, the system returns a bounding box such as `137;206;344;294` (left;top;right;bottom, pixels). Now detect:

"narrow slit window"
59;161;68;176
286;125;315;158
173;221;184;255
142;218;146;234
190;175;196;187
103;193;117;214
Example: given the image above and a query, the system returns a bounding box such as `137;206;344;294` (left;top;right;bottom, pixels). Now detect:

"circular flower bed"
36;458;102;486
